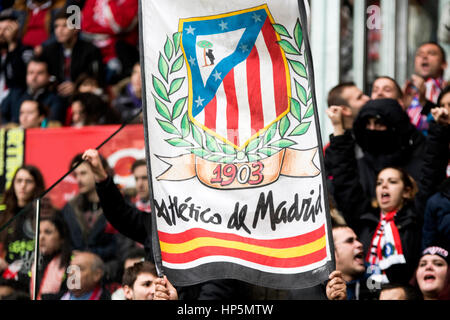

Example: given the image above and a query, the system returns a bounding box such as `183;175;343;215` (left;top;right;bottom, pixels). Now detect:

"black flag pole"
297;0;336;271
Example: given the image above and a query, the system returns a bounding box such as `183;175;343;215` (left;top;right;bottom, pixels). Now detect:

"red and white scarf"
425;77;445;104
366;210;406;271
407;77;446;132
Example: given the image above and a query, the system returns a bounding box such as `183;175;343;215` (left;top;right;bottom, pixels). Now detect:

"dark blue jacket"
422;179;450;250
420;119;450;250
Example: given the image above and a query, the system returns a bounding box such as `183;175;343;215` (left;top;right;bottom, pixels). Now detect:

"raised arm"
415;107;450;215
82;149;149;244
324;107;371;230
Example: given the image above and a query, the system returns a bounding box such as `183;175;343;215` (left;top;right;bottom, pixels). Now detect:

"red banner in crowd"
23;124;146;209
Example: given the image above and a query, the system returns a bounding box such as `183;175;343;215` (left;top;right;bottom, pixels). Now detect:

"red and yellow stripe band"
159;224;327;268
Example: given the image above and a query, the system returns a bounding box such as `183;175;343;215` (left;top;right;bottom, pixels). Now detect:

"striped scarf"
407;77;445;132
366;210;406;271
425;78;445;104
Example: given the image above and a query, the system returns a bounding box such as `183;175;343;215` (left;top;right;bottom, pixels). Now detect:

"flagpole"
32;198;41;300
297;0;336;271
138;0;165;278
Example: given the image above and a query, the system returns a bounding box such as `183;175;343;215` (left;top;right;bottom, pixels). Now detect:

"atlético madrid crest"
151;4;320;190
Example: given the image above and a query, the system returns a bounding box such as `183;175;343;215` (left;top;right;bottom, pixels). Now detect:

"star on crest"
239;44;249;53
252;13;262;23
219;20;228;31
195;96;205;107
212;70;222;81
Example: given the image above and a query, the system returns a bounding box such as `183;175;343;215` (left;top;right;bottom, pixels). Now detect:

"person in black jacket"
61;153;118;264
39;9;104;99
326;98;426;203
323;82;370;215
80;149;240;300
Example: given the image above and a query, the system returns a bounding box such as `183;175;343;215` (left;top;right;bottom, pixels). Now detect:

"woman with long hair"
30;214;72;300
335;166;423;286
0;165;45;298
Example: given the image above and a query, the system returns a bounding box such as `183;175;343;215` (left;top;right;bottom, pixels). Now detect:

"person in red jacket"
80;0;139;84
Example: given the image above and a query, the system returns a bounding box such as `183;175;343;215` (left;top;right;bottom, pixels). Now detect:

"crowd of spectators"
0;0;141;129
325;39;449;300
0;1;448;301
0;0;149;300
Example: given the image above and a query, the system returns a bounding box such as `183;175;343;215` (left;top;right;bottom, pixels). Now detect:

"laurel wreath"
152;19;313;163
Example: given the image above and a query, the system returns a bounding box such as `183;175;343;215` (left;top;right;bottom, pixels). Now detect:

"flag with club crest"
139;0;335;290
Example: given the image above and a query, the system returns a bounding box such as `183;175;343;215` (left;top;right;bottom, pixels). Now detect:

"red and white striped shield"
181;6;291;149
